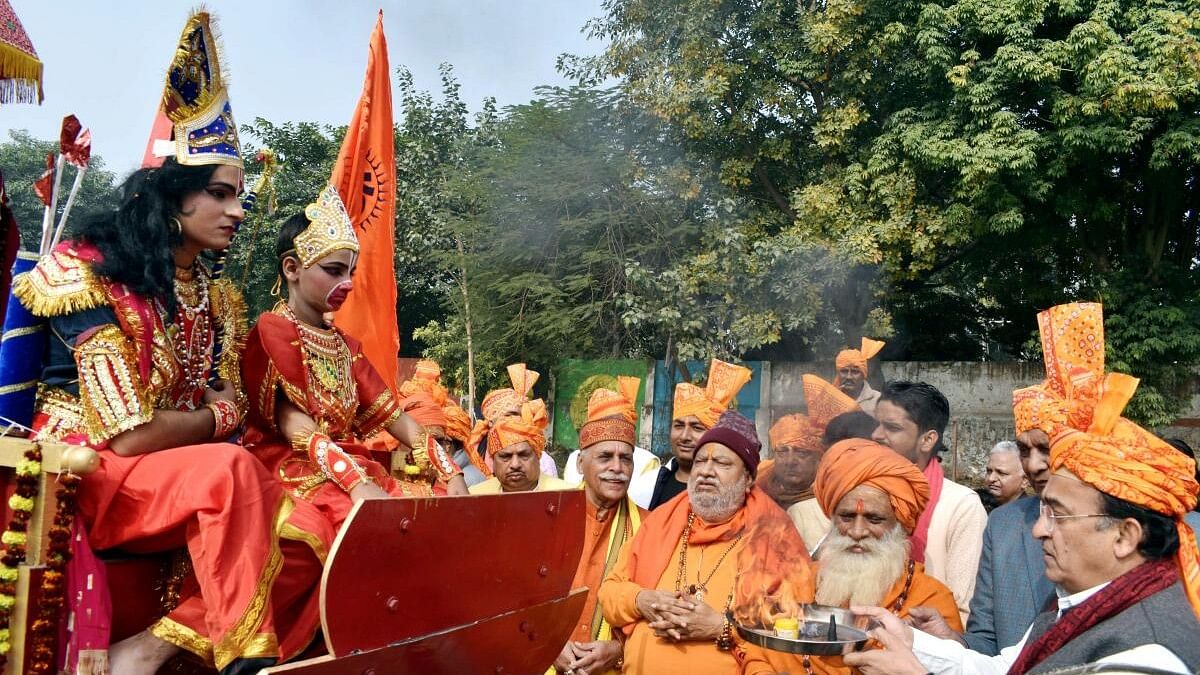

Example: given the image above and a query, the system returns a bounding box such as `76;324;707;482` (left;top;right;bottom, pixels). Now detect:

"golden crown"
293;184;359;268
147;11;243;168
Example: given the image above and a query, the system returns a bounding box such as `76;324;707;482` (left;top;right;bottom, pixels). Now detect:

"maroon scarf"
1009;558;1177;675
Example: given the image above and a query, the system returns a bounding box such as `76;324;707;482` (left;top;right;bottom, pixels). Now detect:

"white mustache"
598;471;630;484
693;478;720;489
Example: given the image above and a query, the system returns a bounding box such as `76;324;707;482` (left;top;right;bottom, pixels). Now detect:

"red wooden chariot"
0;437;586;675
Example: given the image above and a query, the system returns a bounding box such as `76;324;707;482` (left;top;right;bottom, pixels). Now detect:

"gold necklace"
280;303;354;400
674;511;743;602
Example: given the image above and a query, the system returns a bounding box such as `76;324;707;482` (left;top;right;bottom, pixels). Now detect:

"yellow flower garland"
0;442;41;665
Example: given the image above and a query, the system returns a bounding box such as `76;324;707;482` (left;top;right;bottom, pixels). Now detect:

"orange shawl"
623;486;814;634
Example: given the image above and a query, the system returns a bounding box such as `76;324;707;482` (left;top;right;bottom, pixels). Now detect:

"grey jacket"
964;496;1053;655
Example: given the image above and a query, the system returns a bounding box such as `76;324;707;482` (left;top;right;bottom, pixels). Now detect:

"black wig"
72;158;219;302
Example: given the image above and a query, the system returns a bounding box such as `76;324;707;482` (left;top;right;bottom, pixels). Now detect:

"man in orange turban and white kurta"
845;303;1200;675
469;398;573;494
834;337;886;415
649;359;753;509
551;377;648;675
737;438;961;675
762;374;860;545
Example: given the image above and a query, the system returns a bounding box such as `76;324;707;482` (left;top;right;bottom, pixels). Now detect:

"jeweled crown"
146;11;242;168
293;185;360;268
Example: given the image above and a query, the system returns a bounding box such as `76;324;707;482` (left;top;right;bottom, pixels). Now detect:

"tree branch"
754;164;797;222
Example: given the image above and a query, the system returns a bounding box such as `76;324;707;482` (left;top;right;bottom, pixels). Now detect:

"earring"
270;275;282;297
170;217;183;236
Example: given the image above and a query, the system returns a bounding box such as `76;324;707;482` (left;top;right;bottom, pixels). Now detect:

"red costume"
17;241;305;670
240;302;427;655
241;305;409;525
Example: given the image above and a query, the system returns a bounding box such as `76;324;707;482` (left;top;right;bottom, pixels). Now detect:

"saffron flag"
332;11;400;393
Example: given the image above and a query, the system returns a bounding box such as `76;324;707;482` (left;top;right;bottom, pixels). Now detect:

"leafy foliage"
570;0;1200;424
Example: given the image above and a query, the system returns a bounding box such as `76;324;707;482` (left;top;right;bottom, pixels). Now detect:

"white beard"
688;472;751;523
814;523;909;608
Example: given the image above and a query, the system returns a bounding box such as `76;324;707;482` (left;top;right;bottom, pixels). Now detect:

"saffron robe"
736;561;962;674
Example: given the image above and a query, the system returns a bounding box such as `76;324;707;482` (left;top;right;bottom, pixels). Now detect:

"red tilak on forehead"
855;499;865;515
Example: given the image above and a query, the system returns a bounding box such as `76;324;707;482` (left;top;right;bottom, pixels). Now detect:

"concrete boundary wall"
764;361;1200;485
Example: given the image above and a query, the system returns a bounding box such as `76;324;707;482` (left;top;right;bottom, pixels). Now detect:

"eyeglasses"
1038;502;1108;533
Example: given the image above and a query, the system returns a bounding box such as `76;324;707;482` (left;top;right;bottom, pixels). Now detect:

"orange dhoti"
72;441;305;668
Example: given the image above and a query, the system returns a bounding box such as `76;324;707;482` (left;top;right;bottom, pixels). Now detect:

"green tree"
416;85;845;395
572;0;1200;424
417;85;706;394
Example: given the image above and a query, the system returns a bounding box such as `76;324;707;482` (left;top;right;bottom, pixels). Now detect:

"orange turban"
769;374;858;451
443;402;492;477
399;390;447;428
814;438;930;533
579;376;638;448
834;337;885;377
1050;370;1200;620
673;359;752;428
399;359;449;404
1013;303;1107;436
442;403;472;443
487;399;549;455
481;363;540;422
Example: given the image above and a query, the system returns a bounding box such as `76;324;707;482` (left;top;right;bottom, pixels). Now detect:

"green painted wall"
551;359;650;450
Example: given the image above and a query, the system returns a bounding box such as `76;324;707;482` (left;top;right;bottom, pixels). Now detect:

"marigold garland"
27;470;80;674
0;442;42;668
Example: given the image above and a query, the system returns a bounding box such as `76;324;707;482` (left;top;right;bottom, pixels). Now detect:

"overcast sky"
2;0;606;175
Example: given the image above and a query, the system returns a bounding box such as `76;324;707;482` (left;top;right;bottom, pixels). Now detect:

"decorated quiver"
0;252;45;429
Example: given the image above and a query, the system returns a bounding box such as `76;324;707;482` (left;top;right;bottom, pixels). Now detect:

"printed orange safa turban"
579;376;639;449
1013;303;1107;437
814;438;930;534
488;399;549;456
1049;368;1200;620
769;374;859;451
400;390;447;429
442;403;472;443
834;337;885;377
481;363;540;422
673;359;752;428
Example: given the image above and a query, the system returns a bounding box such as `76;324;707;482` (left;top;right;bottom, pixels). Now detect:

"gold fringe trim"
0;42;44;104
11;258;107;318
75;649;109;675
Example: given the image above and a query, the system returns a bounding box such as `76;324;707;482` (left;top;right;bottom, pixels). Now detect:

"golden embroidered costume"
17;240;301;669
12;11;323;669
